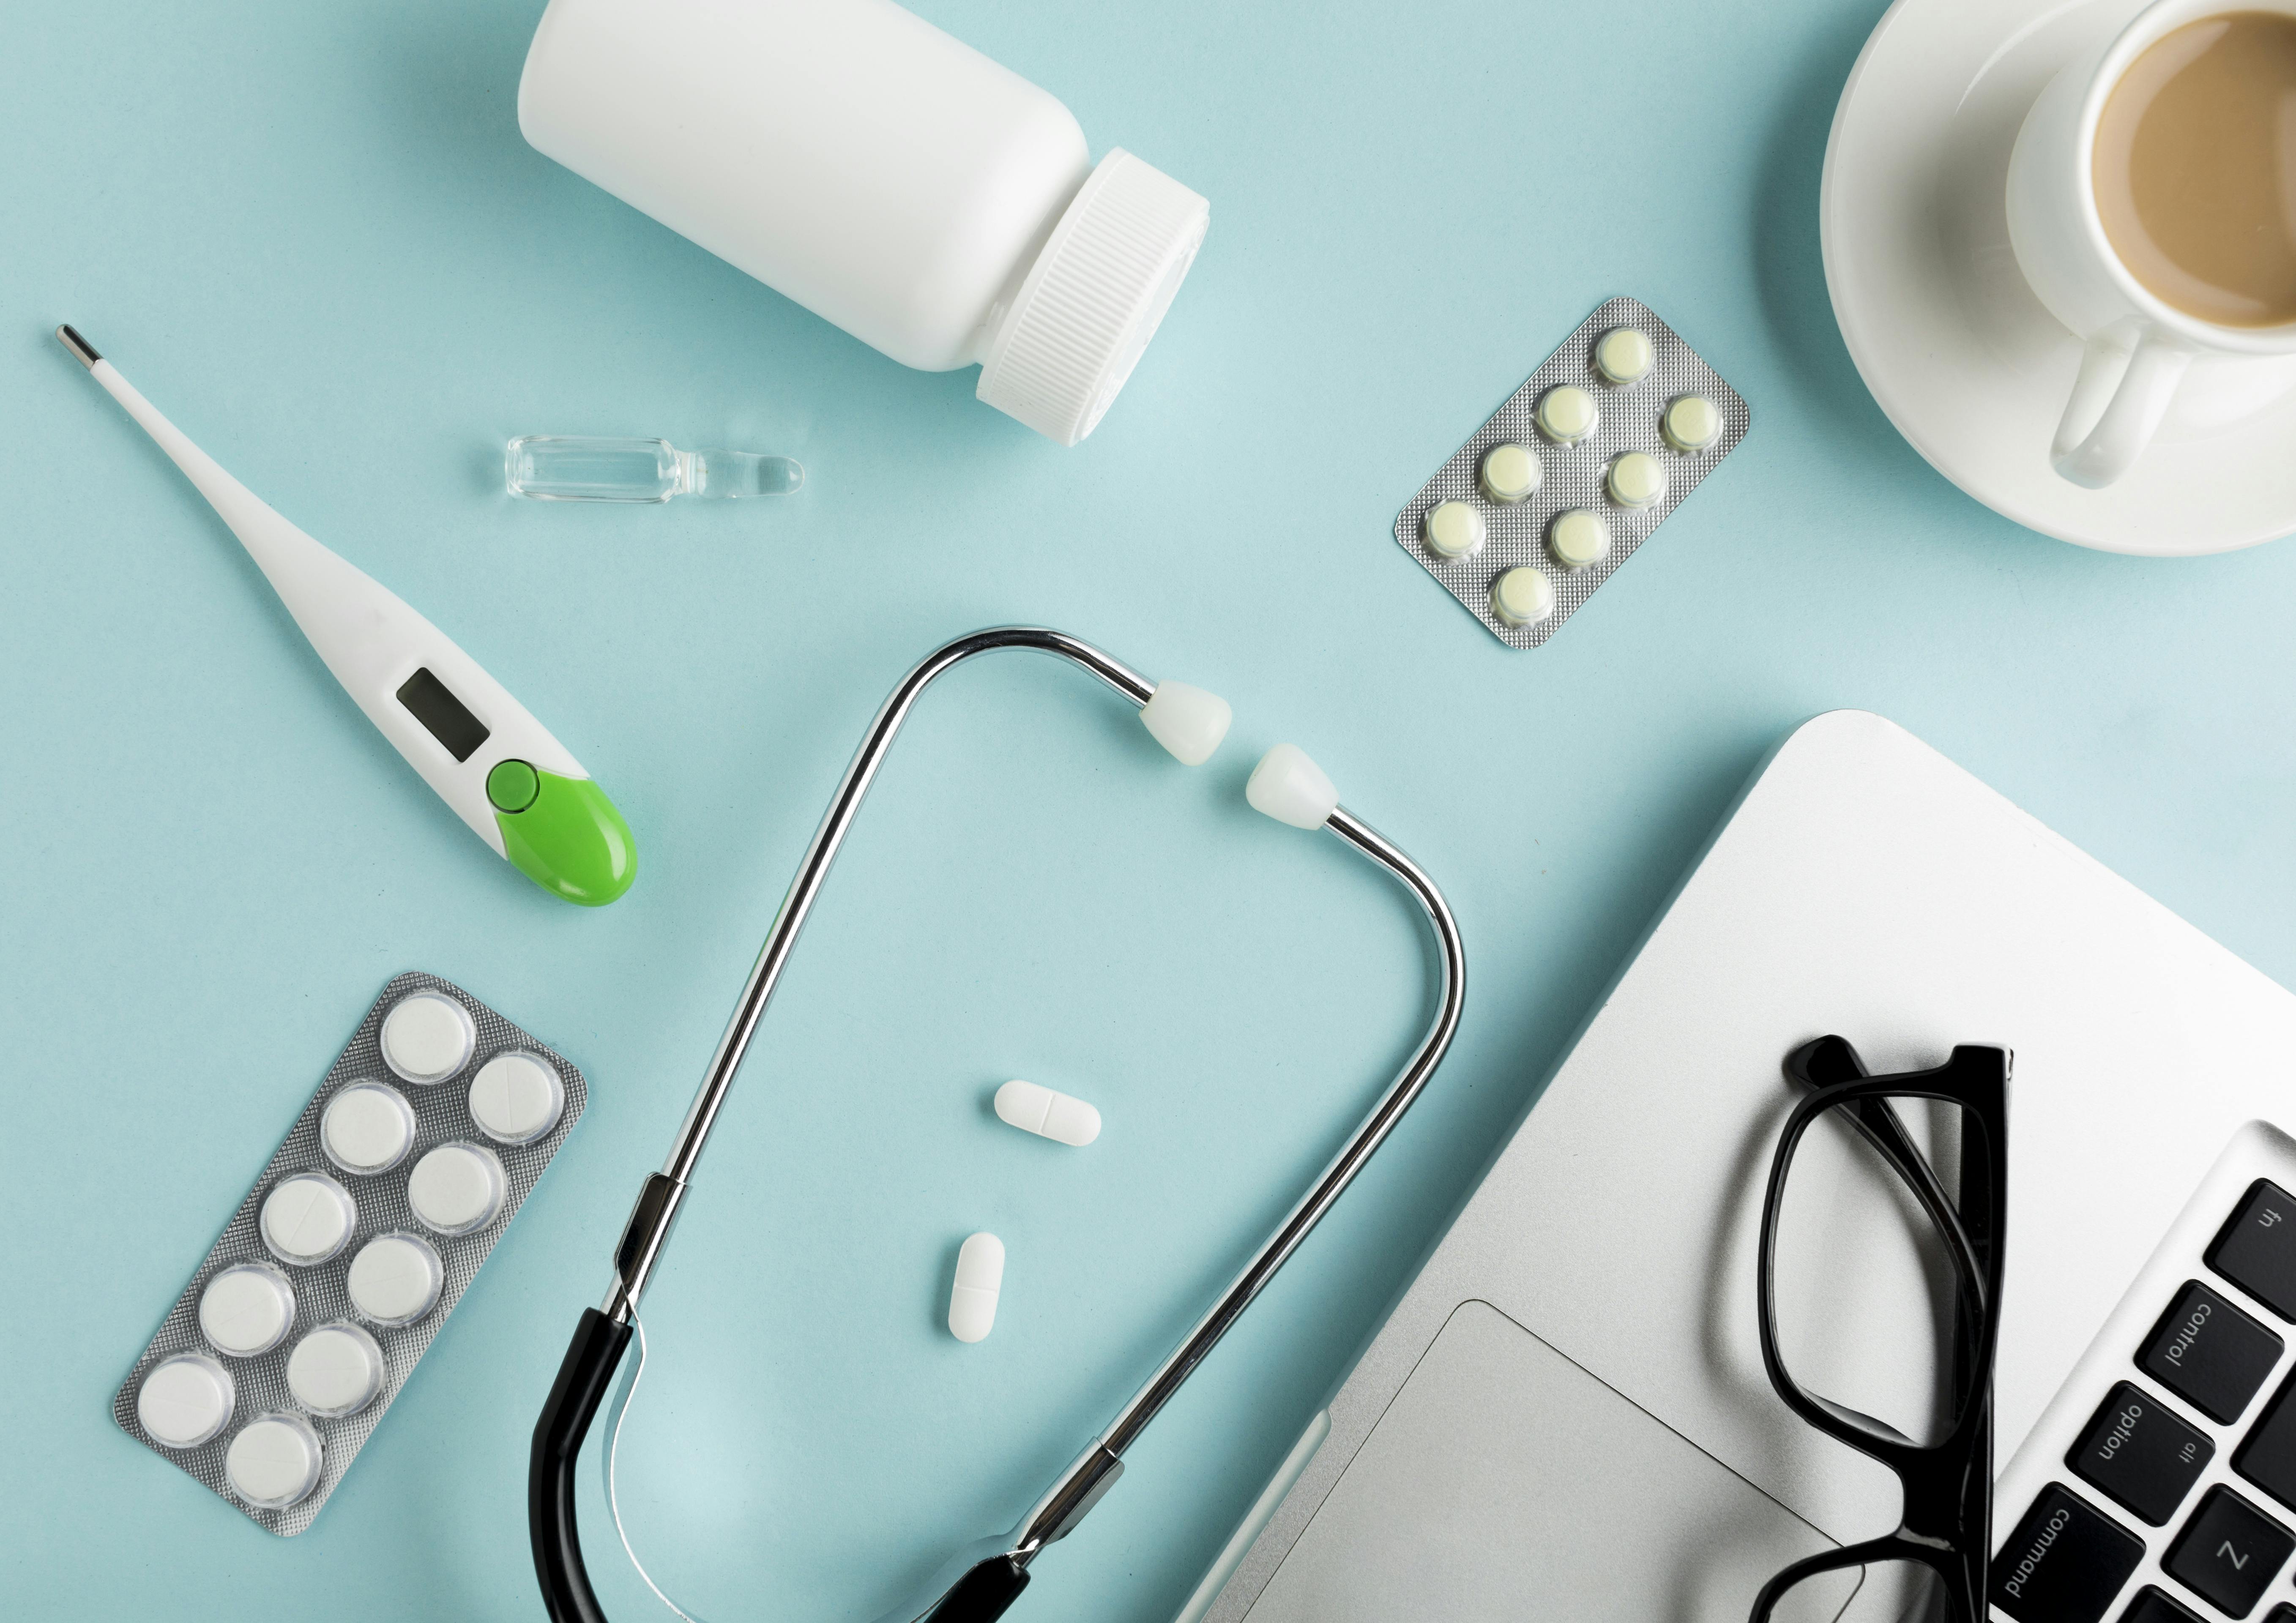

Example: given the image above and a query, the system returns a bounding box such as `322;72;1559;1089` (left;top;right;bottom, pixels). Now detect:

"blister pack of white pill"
1394;295;1749;649
112;972;585;1534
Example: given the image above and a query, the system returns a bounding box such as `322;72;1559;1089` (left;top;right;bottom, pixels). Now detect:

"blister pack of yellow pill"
1394;295;1749;649
112;973;585;1534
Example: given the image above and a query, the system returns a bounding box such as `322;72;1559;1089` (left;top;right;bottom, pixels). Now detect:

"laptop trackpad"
1247;1300;1858;1623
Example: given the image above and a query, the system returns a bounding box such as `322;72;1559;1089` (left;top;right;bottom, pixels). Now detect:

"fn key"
2210;1180;2296;1321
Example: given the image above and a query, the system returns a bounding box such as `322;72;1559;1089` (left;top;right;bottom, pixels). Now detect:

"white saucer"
1822;0;2296;555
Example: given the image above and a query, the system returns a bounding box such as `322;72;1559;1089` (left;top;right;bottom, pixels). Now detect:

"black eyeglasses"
1748;1036;2012;1623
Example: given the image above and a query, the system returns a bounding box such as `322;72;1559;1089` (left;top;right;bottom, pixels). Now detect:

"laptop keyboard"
1995;1179;2296;1623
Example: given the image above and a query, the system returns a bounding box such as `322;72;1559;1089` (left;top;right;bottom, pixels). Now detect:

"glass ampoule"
506;436;803;503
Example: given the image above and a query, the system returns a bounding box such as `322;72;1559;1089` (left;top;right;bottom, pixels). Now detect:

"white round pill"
407;1141;506;1236
1490;566;1557;628
1478;442;1542;504
321;1080;416;1175
137;1353;234;1449
379;991;475;1084
1549;508;1613;570
1607;451;1668;508
1663;393;1723;453
467;1052;564;1146
1594;325;1654;385
225;1414;323;1509
1421;499;1484;560
287;1323;385;1418
199;1263;296;1358
260;1172;355;1267
948;1232;1005;1344
1535;385;1597;444
347;1232;443;1327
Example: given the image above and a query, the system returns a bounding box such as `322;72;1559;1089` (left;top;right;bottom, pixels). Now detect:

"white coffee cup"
2006;0;2296;489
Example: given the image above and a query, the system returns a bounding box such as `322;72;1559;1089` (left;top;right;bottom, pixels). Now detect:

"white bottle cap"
976;150;1209;446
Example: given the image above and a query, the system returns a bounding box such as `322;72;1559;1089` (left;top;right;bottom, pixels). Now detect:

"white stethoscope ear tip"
1247;744;1339;830
1140;681;1232;766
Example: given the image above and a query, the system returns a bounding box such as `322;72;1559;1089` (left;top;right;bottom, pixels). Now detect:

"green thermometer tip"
489;762;637;907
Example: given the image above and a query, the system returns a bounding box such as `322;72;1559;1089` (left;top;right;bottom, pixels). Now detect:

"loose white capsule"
948;1232;1005;1344
994;1080;1102;1147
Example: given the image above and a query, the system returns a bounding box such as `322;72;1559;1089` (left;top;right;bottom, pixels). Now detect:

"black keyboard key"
2071;1382;2217;1525
2145;1281;2285;1424
2211;1182;2296;1321
2262;1608;2296;1623
2121;1588;2206;1623
2237;1371;2296;1513
2163;1486;2294;1616
1994;1483;2146;1623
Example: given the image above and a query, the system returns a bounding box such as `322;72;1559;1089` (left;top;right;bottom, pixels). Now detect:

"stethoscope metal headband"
530;626;1465;1623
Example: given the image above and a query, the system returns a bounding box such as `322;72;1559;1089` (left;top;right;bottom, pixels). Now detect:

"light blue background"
6;0;2296;1616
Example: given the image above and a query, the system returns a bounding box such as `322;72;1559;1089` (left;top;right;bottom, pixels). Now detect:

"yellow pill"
1534;385;1598;444
1663;393;1722;452
1549;508;1612;569
1479;442;1542;504
1594;326;1654;384
1422;499;1485;559
1490;566;1555;628
1607;451;1667;508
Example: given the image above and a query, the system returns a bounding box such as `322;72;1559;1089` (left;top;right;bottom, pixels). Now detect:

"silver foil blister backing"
1393;295;1749;649
111;971;587;1534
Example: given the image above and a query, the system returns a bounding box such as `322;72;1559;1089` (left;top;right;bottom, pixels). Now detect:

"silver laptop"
1181;710;2296;1623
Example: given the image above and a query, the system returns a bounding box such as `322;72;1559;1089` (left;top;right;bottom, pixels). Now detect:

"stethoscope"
529;627;1465;1623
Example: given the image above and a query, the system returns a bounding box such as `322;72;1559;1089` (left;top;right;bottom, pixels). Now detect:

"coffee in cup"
2007;0;2296;487
2091;11;2296;328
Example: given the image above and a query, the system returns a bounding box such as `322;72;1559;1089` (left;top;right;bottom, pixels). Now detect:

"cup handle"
2051;320;2194;488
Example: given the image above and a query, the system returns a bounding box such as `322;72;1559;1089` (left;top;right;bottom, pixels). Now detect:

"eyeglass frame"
1747;1036;2012;1623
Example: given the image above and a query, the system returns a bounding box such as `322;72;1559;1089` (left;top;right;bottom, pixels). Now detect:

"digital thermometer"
60;325;636;906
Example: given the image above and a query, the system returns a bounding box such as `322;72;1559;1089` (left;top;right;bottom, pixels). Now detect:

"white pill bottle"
518;0;1210;445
